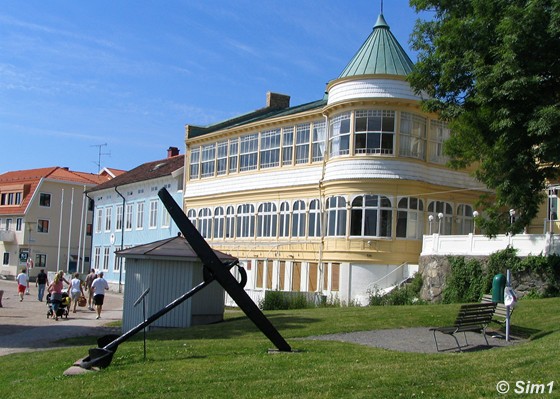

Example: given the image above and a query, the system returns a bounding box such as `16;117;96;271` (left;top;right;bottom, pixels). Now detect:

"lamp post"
428;215;434;235
437;212;444;234
472;210;479;234
26;221;36;295
509;209;516;225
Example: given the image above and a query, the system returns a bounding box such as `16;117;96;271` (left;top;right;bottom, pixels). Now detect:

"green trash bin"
492;273;506;303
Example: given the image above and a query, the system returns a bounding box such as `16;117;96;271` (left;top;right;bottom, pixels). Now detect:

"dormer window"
0;191;23;206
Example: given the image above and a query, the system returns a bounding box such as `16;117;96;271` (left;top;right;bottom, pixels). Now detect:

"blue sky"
1;0;427;174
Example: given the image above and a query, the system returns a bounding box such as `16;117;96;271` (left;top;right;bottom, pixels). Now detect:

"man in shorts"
16;268;28;301
91;271;109;319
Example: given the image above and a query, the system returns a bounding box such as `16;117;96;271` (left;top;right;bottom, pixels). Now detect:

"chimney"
266;92;290;109
167;146;179;158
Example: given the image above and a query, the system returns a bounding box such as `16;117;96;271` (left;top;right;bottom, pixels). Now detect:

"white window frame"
291;200;306;237
329;112;351;157
197;208;212;238
399;112;427;160
282;126;294;166
115;205;123;231
354;110;395;155
189;147;200;179
260;129;281;169
396;197;424;239
103;247;110;271
216;141;228;175
312;121;326;162
136;202;144;230
149;200;158;229
104;206;112;232
295;123;310;164
350;194;393;238
308;199;321;237
429;120;450;164
201;143;216;178
125;204;133;230
257;202;277;238
327;196;347;237
214;206;225;238
96;208;103;233
239;134;258;172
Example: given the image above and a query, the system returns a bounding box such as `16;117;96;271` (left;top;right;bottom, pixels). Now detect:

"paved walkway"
0;278;123;357
306;327;523;353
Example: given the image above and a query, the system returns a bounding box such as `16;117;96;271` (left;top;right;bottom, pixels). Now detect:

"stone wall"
418;255;451;303
418;255;555;302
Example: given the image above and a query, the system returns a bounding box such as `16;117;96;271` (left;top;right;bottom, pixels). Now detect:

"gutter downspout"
77;185;86;274
114;186;126;293
84;191;95;280
317;112;329;293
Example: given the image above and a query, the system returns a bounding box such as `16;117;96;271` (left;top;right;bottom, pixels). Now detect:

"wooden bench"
430;302;497;352
481;294;513;326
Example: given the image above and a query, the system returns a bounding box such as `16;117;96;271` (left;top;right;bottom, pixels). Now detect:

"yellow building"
183;14;487;305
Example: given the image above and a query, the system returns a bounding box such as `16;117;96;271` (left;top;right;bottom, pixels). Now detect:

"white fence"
422;233;560;257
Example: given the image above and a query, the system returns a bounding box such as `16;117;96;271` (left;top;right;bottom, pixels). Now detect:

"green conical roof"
338;14;414;78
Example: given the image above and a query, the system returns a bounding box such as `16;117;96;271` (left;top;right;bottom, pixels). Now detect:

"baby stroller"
46;292;69;319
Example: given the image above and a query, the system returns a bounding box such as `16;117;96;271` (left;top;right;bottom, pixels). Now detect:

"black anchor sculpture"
72;187;291;370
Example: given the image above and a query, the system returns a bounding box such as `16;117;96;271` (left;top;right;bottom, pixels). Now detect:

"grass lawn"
1;298;558;398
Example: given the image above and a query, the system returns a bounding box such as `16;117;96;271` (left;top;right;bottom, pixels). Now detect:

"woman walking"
69;272;85;313
47;271;69;320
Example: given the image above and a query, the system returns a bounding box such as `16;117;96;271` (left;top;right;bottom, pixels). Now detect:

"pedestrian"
47;271;69;321
35;268;49;302
91;271;109;319
69;272;85;313
84;269;97;311
16;268;28;302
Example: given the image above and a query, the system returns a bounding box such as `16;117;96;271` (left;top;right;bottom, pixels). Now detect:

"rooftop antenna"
91;143;111;173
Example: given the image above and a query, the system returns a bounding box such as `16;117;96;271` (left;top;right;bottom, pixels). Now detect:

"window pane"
354;110;395;155
329;113;351;157
260;129;280;169
216;141;228;175
189;147;200;179
229;140;238;173
295;124;310;164
240;134;258;171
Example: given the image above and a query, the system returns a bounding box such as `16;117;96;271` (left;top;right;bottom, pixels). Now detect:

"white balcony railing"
421;233;560;257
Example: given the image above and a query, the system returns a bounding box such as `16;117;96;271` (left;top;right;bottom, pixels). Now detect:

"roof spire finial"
380;0;383;15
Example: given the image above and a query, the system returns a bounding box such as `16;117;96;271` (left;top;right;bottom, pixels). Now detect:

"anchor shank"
158;188;291;352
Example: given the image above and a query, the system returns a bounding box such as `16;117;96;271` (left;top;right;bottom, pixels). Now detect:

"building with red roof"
0;166;113;278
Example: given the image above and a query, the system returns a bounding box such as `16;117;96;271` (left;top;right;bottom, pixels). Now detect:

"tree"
408;0;560;235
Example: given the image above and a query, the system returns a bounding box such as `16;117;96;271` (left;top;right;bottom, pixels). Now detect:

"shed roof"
116;235;237;263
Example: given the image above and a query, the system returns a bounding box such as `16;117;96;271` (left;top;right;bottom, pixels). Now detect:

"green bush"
368;273;425;306
441;247;560;303
259;291;315;310
442;257;484;304
485;246;519;293
514;254;560;297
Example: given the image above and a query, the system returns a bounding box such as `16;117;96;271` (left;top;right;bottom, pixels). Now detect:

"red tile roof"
0;167;110;216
